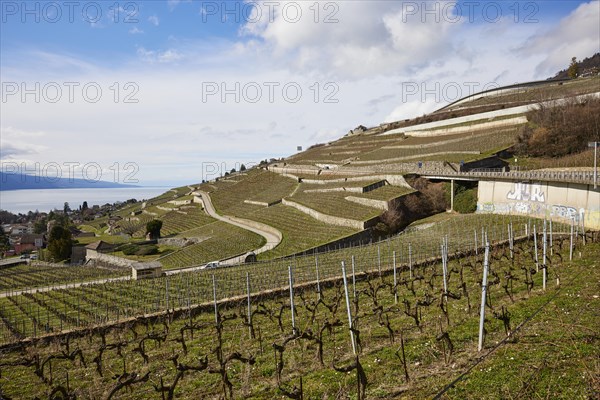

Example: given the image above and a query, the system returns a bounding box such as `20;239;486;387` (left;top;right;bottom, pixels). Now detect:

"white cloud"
0;127;47;162
167;0;181;11
239;1;460;79
129;27;144;35
148;15;160;26
136;47;182;63
3;2;599;184
518;1;600;77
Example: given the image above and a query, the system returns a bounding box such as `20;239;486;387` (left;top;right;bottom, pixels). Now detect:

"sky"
1;0;599;186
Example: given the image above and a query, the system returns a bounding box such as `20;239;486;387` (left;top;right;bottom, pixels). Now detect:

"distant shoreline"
0;185;143;192
0;187;171;214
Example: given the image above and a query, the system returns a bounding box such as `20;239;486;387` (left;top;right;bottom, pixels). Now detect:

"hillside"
551;53;600;79
68;76;600;268
1;76;599;400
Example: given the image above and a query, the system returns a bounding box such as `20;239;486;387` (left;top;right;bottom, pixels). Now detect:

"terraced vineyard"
289;190;382;220
144;205;215;237
237;204;358;258
289;123;522;165
0;264;127;293
158;221;265;269
0;213;594;398
443;76;600;111
202;169;297;214
353;128;520;163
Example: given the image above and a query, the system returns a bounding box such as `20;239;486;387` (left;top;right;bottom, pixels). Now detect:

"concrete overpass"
423;170;599;230
423;169;597;186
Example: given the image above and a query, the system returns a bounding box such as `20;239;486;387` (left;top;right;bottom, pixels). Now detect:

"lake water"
0;187;170;214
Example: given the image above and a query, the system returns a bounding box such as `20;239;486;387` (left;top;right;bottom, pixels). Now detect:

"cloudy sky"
1;0;599;186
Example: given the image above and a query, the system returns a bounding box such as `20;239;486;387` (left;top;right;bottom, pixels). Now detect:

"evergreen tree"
146;220;163;239
47;225;73;262
567;57;579;78
0;227;10;256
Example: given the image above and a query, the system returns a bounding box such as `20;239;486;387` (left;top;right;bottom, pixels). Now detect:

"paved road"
194;190;282;262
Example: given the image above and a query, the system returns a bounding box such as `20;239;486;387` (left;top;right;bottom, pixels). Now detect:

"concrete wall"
281;198;379;230
350;151;481;165
86;250;134;268
71;246;87;264
283;228;376;258
345;196;389;211
396;116;527;137
243;199;282;207
477;180;600;229
384;92;600;136
300;175;411;188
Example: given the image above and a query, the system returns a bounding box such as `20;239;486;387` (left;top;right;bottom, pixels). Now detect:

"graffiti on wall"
550;205;583;222
478;202;585;222
506;183;545;202
477;180;598;229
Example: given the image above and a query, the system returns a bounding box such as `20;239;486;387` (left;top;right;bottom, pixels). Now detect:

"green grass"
73;234;128;245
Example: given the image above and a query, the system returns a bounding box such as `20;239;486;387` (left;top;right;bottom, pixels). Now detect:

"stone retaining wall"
344;196;389;211
157;237;207;248
168;200;193;206
300;175;411;188
351;151;480;165
402;116;527;137
85;250;134;268
304;187;364;194
243;199;282;207
281;198;379;230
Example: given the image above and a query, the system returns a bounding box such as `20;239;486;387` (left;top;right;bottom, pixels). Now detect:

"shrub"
375;179;449;237
120;244;139;255
516;97;600;157
135;245;158;256
453;189;477;213
444;182;477;214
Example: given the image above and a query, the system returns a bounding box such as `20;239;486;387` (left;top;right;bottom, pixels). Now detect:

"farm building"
85;240;116;258
132;262;163;280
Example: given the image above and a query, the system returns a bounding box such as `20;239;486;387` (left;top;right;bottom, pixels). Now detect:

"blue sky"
1;1;599;186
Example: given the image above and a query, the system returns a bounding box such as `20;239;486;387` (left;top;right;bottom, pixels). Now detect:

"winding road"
194;191;282;264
